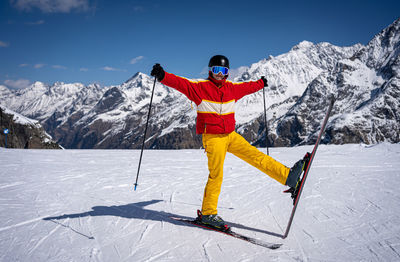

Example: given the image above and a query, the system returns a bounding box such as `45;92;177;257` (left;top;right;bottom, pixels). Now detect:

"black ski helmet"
208;55;230;69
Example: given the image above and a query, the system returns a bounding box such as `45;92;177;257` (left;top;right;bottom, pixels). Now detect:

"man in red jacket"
151;55;304;230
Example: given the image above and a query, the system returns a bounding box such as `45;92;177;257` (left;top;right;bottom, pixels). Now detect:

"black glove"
261;76;268;87
151;63;165;82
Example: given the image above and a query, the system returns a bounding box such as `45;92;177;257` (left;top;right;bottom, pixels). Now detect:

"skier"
151;55;305;230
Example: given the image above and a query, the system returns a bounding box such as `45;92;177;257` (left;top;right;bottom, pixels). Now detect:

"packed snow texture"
0;144;399;261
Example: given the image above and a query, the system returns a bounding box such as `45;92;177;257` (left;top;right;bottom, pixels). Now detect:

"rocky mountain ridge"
1;18;399;149
0;105;61;149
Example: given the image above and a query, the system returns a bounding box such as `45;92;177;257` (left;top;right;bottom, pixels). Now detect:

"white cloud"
52;65;67;69
102;66;118;71
25;20;45;25
11;0;91;13
101;66;126;72
34;63;45;69
19;63;29;67
4;79;31;90
130;56;144;64
80;68;88;72
0;41;9;47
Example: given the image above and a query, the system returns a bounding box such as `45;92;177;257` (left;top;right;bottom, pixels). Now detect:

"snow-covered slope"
0;144;399;261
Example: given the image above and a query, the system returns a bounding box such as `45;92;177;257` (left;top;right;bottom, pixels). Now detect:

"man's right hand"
151;63;165;82
261;76;268;87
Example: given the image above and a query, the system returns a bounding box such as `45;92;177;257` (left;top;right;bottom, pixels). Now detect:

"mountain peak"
124;72;148;84
0;85;10;92
291;40;314;51
30;81;49;90
354;17;400;70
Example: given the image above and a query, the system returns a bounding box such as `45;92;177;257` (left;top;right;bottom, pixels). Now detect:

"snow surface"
1;144;400;261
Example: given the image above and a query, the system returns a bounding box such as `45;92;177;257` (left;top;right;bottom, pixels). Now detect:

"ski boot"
284;152;311;204
196;210;231;232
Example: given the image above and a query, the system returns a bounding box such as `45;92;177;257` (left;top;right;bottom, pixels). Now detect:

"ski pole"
134;76;157;191
262;86;270;155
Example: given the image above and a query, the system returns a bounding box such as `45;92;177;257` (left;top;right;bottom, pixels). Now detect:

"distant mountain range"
1;18;399;149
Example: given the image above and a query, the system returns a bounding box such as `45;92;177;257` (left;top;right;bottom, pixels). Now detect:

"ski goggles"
210;66;229;75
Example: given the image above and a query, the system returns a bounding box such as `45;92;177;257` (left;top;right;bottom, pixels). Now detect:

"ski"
170;216;282;249
282;96;335;239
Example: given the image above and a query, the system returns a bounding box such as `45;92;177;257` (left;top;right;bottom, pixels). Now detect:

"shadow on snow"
43;200;283;239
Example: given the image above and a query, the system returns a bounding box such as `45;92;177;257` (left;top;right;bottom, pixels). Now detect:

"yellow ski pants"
201;131;290;215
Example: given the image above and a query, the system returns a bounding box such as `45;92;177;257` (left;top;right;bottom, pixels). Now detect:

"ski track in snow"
0;144;400;261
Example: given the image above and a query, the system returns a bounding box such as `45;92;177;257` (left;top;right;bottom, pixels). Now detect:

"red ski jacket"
161;72;264;134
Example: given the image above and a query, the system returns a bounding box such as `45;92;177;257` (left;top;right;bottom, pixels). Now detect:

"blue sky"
1;0;399;89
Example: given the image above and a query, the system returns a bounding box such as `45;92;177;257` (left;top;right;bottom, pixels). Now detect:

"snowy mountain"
1;73;198;149
269;17;400;146
0;105;60;149
1;18;399;149
51;73;198;149
232;40;362;146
